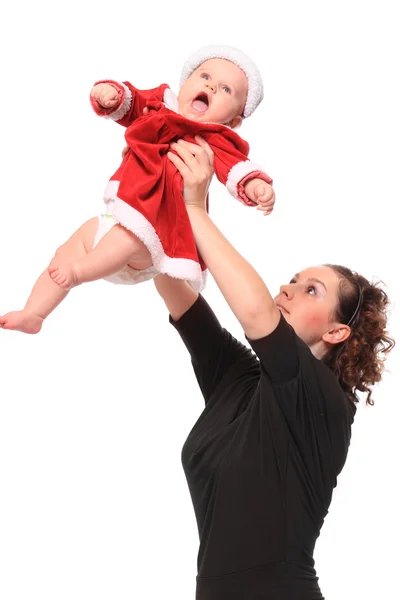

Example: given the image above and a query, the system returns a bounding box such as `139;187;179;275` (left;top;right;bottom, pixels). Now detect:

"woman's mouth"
277;304;289;315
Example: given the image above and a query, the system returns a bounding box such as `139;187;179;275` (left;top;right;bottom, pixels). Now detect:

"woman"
152;136;394;599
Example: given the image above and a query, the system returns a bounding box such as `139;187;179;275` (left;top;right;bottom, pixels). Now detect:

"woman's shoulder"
297;338;357;421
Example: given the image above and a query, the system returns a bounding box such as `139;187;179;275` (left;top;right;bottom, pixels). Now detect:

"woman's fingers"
172;138;214;170
167;138;214;210
194;136;214;166
167;149;208;209
169;143;207;181
167;151;193;180
170;145;213;186
170;141;199;164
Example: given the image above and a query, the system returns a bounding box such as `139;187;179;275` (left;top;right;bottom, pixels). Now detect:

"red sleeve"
90;81;169;128
208;131;272;206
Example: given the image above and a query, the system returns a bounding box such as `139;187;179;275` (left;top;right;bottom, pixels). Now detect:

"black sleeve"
169;295;257;403
246;313;299;384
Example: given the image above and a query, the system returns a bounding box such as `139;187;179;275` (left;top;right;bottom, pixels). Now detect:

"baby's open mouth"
192;93;209;113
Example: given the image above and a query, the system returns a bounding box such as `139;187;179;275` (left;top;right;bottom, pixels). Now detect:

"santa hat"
179;44;264;118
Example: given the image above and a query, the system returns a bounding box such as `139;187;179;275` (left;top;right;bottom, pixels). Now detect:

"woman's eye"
307;286;317;295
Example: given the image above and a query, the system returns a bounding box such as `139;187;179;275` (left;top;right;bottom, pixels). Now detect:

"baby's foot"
0;310;43;334
48;263;78;290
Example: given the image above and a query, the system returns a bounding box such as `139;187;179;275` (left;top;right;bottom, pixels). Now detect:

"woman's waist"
196;562;323;600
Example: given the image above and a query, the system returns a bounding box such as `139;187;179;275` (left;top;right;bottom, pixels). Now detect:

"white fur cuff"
106;82;132;121
226;160;266;200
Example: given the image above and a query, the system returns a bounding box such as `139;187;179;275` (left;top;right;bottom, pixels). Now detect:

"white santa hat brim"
179;44;264;118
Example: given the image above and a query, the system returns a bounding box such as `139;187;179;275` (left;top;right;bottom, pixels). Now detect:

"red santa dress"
91;81;272;291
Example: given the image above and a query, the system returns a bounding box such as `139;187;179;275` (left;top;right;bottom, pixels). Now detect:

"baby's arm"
90;81;169;127
210;131;274;215
242;176;275;216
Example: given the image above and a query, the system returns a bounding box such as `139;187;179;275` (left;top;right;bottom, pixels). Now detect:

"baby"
0;45;275;334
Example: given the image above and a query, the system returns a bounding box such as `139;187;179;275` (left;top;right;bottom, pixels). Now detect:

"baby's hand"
91;83;120;108
244;178;275;216
255;181;275;216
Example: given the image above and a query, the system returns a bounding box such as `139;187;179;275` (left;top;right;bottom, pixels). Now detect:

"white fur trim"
105;83;132;121
163;88;179;113
226;160;266;200
179;45;263;118
104;180;120;201
93;214;158;285
102;182;206;292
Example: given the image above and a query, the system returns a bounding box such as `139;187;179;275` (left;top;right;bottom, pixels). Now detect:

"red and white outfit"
91;81;272;291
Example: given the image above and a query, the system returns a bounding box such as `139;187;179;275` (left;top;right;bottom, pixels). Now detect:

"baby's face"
178;58;248;127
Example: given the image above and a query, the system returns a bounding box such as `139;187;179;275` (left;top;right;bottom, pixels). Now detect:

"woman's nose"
280;284;294;300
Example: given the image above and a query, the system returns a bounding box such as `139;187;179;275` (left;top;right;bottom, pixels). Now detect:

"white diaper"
93;213;158;285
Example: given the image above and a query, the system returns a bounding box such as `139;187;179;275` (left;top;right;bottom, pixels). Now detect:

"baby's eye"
201;73;210;80
222;86;231;94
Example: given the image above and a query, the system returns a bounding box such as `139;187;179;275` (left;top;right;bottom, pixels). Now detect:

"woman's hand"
166;141;279;340
167;136;214;211
122;136;214;210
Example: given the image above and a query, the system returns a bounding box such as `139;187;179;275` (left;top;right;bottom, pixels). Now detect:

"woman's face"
274;265;348;354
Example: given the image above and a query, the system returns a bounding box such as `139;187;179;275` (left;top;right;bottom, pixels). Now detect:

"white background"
0;1;399;598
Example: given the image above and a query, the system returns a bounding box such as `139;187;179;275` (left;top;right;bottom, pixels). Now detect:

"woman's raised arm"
153;135;215;320
167;137;280;340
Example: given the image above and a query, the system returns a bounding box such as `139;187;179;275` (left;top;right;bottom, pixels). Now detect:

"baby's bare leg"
0;218;98;334
49;224;152;290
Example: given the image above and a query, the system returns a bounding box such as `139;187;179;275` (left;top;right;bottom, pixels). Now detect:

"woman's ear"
322;324;351;345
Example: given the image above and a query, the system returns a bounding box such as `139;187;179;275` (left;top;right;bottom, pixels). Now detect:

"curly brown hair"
323;264;395;406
